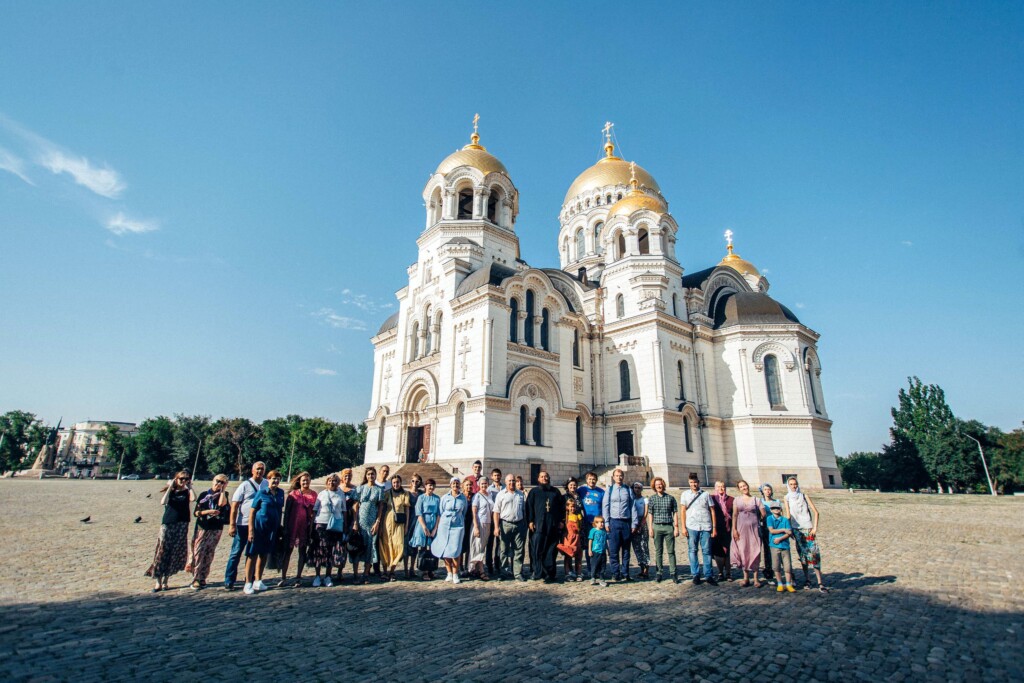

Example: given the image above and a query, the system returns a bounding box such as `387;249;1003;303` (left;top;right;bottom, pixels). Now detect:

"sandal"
818;585;830;593
740;580;751;588
753;581;762;588
190;580;202;590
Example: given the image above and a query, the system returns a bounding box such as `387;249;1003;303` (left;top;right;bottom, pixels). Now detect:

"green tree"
172;414;212;475
878;432;930;491
891;377;980;491
133;416;175;475
837;451;882;489
208;418;263;478
260;415;304;474
992;424;1024;493
96;423;130;477
0;410;49;473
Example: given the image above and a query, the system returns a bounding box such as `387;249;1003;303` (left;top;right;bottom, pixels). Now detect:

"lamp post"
963;433;997;496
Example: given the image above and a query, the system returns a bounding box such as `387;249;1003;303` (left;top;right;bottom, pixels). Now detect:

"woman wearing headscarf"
758;483;778;584
469;479;494;580
353;466;384;584
731;480;765;587
710;480;734;582
784;477;828;592
280;472;317;587
145;470;195;592
459;478;475;577
411;478;441;580
311;473;346;587
379;474;412;581
243;470;284;595
431;478;468;584
403;473;423;579
630;481;651;579
187;474;229;590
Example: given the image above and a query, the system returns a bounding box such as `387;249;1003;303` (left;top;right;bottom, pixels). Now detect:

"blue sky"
1;2;1021;456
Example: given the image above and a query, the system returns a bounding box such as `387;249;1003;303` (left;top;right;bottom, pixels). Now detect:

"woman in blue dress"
410;478;440;580
353;466;384;584
244;470;284;595
431;478;468;585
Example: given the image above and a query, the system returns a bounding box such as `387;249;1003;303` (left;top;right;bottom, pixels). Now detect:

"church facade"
364;123;841;489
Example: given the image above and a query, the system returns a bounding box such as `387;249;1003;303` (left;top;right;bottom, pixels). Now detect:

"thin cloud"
40;149;125;198
312;307;367;331
0;146;33;185
901;240;913;247
106;212;159;235
339;288;394;313
311;368;337;376
795;302;806;309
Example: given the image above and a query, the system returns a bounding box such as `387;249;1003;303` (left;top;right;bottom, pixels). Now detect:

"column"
653;340;664;403
517;311;528;345
483;318;494;385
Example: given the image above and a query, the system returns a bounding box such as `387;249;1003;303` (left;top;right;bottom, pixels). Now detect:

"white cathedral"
364;121;841;489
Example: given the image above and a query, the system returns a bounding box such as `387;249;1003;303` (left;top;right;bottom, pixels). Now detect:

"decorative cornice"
507;342;559;363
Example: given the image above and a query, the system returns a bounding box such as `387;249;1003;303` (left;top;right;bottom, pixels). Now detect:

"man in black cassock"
526;470;564;582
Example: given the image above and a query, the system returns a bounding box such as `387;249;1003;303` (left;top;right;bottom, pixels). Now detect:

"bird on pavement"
80;516;91;523
146;494;152;498
134;516;142;523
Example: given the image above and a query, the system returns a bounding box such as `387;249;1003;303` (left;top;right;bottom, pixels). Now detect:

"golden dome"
435;124;508;177
718;245;760;277
564;139;661;205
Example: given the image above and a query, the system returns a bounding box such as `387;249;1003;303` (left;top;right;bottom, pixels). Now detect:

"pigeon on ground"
127;489;131;493
80;516;91;523
146;494;152;498
134;516;142;523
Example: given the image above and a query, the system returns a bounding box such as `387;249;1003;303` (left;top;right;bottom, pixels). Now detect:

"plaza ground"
0;480;1020;682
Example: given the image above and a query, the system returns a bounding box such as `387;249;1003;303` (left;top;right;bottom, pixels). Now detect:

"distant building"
55;421;137;478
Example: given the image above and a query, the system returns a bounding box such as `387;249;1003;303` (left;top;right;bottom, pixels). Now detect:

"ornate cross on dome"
473;113;479;134
724;229;734;254
603;121;613;142
629;161;638;190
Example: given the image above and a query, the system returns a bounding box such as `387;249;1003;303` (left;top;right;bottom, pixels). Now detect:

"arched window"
457;188;474;219
807;364;821;414
540;308;550;351
377;422;385;451
637;227;650;255
519;405;528;444
411;321;420;359
509;298;519;343
525;290;535;347
429;187;442;224
454;403;465;444
533;408;543;446
434;312;443;353
572;329;580;367
615;294;625;319
594;221;604;254
765;355;785;409
619;360;631;400
422;308;432;355
606;194;612;204
616;232;626;260
672;293;678;317
684;416;693;452
575;228;585;260
678;360;686;400
576;416;583;451
486;190;499;223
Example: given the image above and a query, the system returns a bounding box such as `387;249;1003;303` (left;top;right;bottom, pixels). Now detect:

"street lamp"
963;433;997;496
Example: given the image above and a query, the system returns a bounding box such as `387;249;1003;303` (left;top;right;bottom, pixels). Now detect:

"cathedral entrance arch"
399;378;435;464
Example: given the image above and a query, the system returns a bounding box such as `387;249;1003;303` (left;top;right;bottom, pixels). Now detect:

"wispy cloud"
901;240;913;247
760;268;770;275
106;212;158;235
40;149;125;198
0;146;33;185
338;288;394;313
311;368;337;376
795;302;806;309
104;239;224;265
312;307;367;331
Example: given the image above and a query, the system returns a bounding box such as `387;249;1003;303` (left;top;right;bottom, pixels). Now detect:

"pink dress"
731;496;763;571
284;489;317;549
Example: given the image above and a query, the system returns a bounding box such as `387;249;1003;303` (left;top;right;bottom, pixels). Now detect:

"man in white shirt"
679;472;717;585
224;462;269;590
378;464;392;491
492;474;527;582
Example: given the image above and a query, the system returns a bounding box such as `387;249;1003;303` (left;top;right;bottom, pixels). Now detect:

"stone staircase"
311;461;454;489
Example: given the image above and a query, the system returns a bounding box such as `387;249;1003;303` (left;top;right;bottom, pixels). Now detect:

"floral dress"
355;483;384;564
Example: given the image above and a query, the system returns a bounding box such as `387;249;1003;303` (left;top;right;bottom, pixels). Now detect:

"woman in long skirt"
186;474;229;589
353;467;384;584
469;485;494;579
731;480;765;587
280;472;317;586
379;475;412;581
758;483;778;584
145;471;195;592
431;478;468;585
410;479;440;580
310;474;346;587
403;474;423;579
710;481;734;581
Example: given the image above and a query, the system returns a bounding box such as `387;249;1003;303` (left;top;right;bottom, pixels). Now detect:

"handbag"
326;494;346;533
417;551;438;572
345;529;366;555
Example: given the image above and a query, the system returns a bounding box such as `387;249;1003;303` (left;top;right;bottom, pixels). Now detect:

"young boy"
588;516;609;587
765;500;796;592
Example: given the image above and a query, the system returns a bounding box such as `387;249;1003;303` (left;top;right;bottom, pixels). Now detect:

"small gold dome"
435;123;508;177
606;190;667;221
718;246;760;277
564;140;661;205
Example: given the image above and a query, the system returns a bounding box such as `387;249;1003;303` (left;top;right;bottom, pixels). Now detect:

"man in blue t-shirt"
577;471;605;578
765;501;796;592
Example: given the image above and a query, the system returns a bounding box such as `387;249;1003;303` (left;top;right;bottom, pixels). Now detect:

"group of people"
144;460;828;595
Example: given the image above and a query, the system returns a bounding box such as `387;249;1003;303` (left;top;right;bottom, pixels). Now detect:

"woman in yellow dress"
379;474;412;581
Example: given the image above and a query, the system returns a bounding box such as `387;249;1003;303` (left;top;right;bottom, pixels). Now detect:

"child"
765;501;796;593
588;516;609;587
557;497;584;581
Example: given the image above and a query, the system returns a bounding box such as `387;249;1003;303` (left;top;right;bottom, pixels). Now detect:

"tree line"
838;377;1024;493
0;411;366;479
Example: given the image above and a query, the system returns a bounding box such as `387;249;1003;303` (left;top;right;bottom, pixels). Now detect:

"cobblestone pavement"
0;480;1021;682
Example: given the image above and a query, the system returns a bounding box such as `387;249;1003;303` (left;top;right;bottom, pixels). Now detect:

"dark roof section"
375;311;400;335
681;266;716;289
540;267;599;291
454;262;519;298
445;237;480;246
713;292;801;329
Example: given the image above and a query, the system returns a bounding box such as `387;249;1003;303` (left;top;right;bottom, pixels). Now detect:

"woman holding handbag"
311;474;347;587
187;474;229;590
410;479;440;580
146;470;195;592
379;474;412;581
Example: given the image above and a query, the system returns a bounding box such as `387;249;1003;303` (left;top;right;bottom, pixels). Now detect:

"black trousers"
530;527;559;579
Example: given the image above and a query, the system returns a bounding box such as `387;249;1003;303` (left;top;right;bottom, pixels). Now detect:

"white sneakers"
323;576;333;588
452;574;461;585
312;576;322;587
243;582;254;595
445;573;453;583
253;580;267;592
